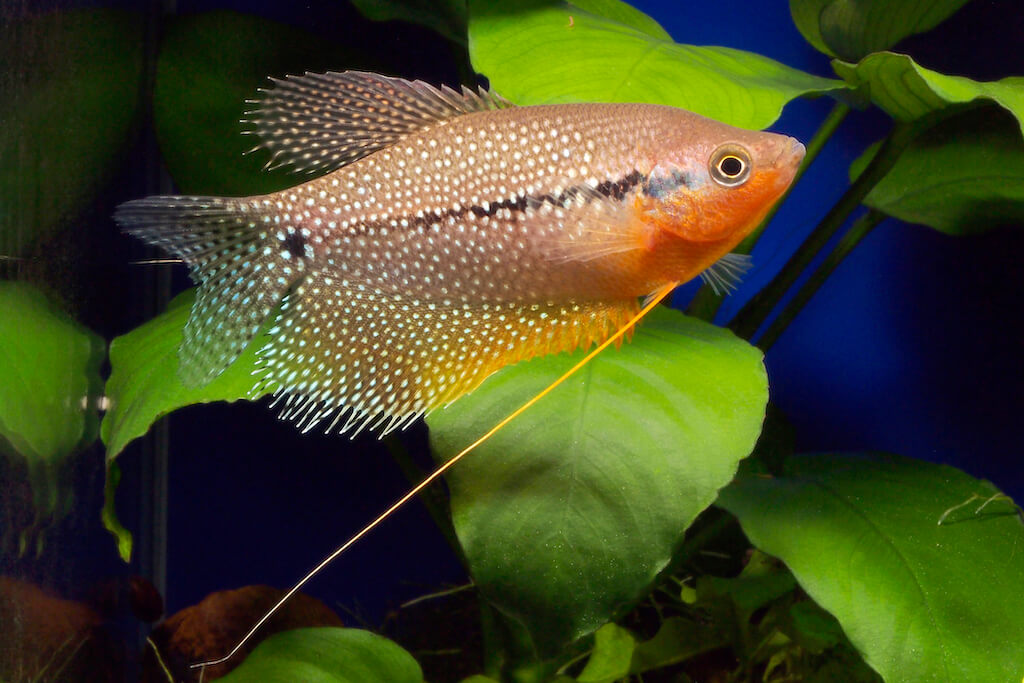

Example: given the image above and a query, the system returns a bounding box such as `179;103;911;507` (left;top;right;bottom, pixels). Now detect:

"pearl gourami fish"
116;71;804;436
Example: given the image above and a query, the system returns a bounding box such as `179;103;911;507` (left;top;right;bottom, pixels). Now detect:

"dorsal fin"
245;70;514;175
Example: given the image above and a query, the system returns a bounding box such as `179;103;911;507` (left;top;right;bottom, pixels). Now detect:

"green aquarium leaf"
0;283;104;463
0;282;104;553
790;0;971;61
577;623;636;683
784;600;847;655
468;0;841;129
629;616;730;674
717;453;1024;683
155;11;371;196
101;289;275;461
350;0;468;44
852;107;1024;235
429;307;768;656
832;52;1024;132
698;550;797;620
217;627;424;683
0;9;142;258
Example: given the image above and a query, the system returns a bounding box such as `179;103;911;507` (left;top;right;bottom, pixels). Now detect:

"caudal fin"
115;196;302;387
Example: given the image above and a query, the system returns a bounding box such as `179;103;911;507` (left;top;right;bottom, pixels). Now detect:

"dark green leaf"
217;627;424;683
154;11;370;196
852;107;1024;234
350;0;467;44
784;601;847;655
101;289;275;461
0;9;142;257
577;623;636;683
468;0;841;129
717;453;1024;683
832;52;1024;132
790;0;971;61
630;616;730;674
698;550;797;619
429;307;768;656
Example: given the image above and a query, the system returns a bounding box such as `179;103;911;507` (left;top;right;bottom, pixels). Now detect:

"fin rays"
699;252;752;295
253;267;639;436
115;197;301;386
247;71;513;176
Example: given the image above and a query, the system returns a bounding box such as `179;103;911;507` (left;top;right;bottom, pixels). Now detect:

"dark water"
1;1;1021;681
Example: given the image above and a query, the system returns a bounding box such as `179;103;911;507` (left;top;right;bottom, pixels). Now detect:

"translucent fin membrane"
246;70;514;175
699;252;752;295
115;197;299;386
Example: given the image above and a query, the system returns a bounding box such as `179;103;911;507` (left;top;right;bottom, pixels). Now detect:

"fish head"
638;112;805;248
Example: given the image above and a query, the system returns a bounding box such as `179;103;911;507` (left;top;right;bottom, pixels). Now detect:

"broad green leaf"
0;283;103;464
717;453;1024;683
101;289;275;461
852;107;1024;234
154;11;369;196
468;0;841;129
0;9;142;257
577;623;636;683
832;52;1024;133
217;627;424;683
350;0;467;44
0;282;104;554
790;0;971;61
429;307;768;656
567;0;671;39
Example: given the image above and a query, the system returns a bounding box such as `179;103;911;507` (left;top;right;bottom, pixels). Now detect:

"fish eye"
709;145;752;187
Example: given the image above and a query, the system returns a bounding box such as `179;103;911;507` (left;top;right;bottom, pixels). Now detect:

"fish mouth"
773;137;806;170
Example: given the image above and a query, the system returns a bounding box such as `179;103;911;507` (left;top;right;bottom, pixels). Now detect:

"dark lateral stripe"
353;169;646;236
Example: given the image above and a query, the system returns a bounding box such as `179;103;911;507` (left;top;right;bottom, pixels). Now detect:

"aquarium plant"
2;0;1022;681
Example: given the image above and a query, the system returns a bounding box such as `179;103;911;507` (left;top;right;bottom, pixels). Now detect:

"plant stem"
728;119;922;341
383;434;467;566
686;101;850;322
756;209;885;351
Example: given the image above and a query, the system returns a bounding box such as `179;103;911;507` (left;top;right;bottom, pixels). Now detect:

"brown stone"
140;584;343;682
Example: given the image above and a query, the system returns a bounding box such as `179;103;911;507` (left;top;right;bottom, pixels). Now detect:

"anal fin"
254;267;640;435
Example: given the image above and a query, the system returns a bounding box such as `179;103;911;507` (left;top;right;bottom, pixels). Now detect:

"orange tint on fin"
255;266;642;435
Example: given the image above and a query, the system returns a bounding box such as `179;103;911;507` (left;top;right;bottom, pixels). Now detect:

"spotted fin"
115;196;303;386
699;252;752;295
253;267;639;436
246;70;514;175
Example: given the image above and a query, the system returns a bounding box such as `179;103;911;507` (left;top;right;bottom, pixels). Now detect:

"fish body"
116;72;803;435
